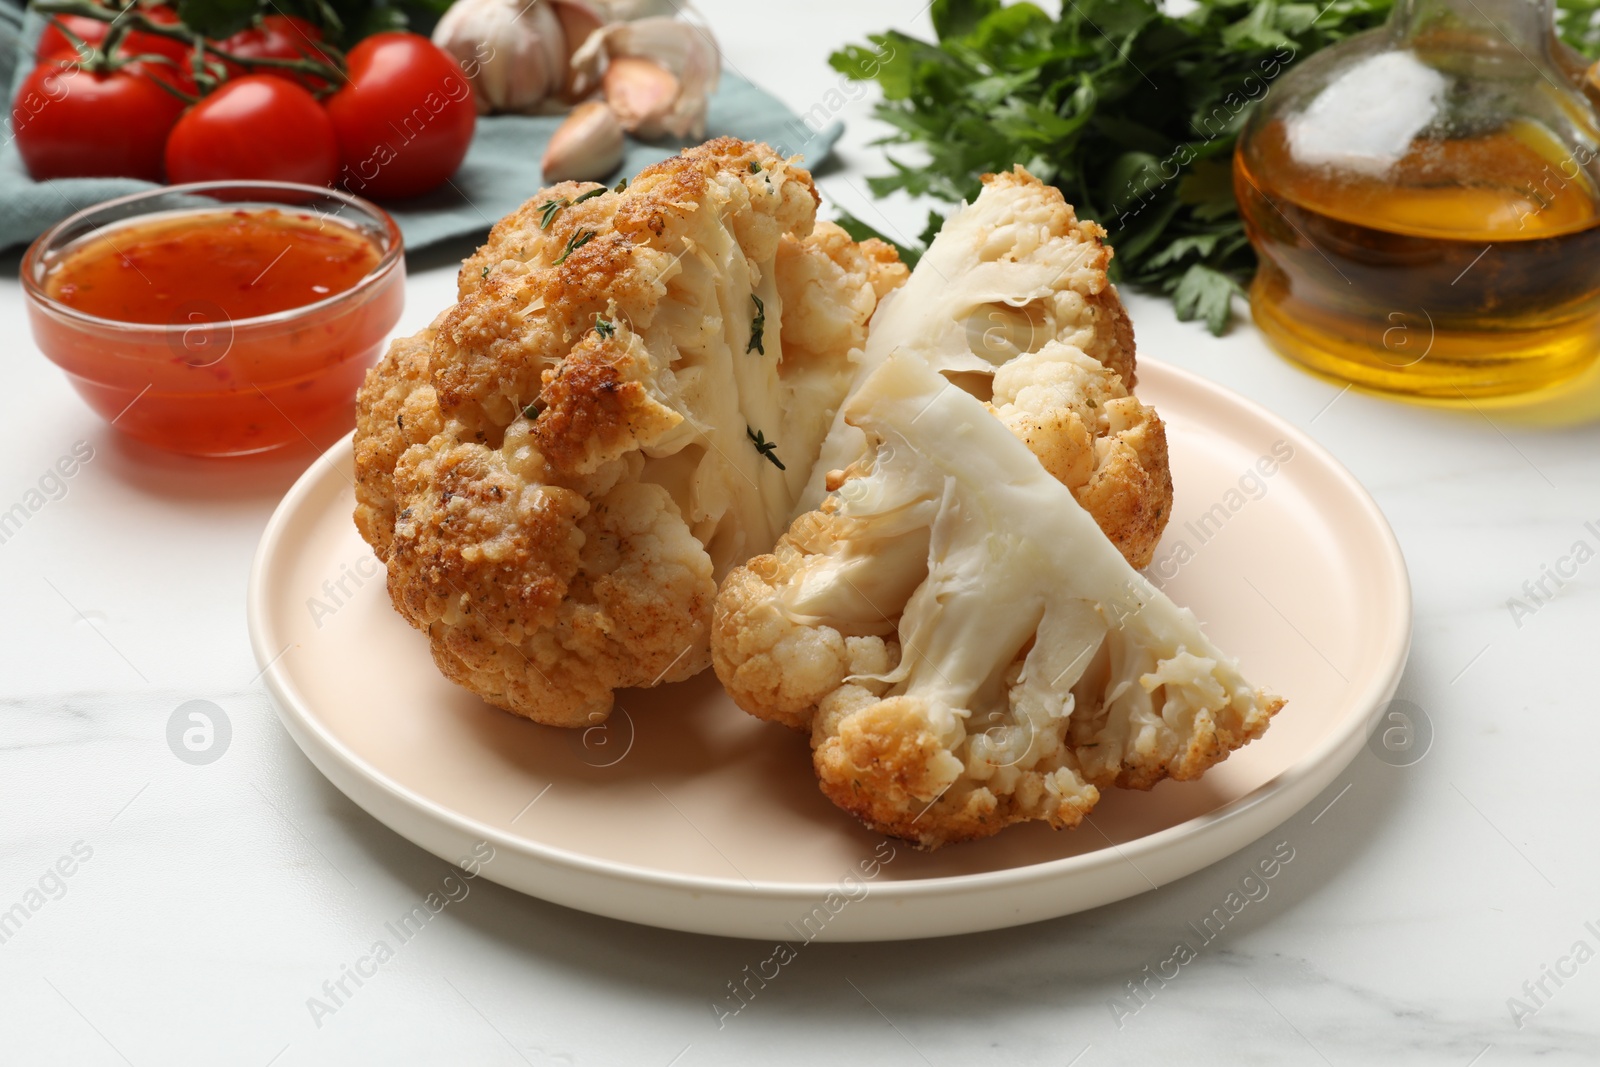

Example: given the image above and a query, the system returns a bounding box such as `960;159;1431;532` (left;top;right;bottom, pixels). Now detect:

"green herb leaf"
353;3;406;39
174;0;256;39
593;316;616;339
574;186;606;204
554;229;596;266
614;178;629;193
539;198;569;230
481;265;490;279
1170;263;1242;336
930;0;1001;41
1558;0;1600;57
747;295;766;355
746;426;786;470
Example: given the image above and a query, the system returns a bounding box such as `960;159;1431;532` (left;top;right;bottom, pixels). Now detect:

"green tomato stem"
32;0;347;93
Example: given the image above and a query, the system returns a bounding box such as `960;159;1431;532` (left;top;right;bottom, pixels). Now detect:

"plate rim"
248;359;1412;925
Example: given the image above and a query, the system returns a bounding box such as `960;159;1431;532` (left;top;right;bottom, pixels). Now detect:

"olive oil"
1235;118;1600;398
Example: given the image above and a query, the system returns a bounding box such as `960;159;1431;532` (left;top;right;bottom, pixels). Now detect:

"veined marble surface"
3;2;1598;1063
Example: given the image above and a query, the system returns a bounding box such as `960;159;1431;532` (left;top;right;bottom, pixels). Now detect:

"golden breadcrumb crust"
354;138;904;726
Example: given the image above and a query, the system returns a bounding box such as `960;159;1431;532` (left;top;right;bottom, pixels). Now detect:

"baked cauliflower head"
800;166;1170;569
354;139;907;727
714;354;1283;849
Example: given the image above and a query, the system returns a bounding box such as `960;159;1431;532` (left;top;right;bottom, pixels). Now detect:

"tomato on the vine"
37;6;197;95
36;13;107;59
216;15;336;91
14;58;186;181
164;75;341;186
325;32;476;201
36;5;190;67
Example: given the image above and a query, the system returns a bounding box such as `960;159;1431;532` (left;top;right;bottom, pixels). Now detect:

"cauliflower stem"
715;352;1282;849
799;167;1168;568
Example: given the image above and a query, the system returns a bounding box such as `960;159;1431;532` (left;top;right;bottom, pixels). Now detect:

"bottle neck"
1393;0;1557;54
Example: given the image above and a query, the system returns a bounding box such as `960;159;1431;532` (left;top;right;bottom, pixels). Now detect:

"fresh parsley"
554;229;596;266
747;295;766;355
831;0;1600;334
746;426;786;470
594;316;616;339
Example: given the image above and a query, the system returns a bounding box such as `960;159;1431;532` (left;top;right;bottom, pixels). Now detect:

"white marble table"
4;2;1599;1063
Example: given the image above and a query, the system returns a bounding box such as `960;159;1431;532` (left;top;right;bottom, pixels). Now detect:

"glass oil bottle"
1234;0;1600;399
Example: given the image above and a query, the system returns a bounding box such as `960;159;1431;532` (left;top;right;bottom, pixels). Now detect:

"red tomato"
216;15;335;91
36;14;105;59
37;8;196;95
164;75;341;186
36;6;190;66
325;32;476;201
13;59;186;181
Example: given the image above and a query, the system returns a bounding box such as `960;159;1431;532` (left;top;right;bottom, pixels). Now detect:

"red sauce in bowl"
47;209;382;324
25;194;404;457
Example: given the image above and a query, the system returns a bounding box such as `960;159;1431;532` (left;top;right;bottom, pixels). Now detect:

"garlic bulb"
570;16;721;139
543;101;626;182
432;0;603;115
587;0;681;19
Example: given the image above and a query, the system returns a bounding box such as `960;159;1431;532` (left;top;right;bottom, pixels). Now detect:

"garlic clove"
603;56;682;134
497;2;566;113
570;16;721;140
550;0;604;99
543;100;626;182
528;2;571;104
567;12;608;99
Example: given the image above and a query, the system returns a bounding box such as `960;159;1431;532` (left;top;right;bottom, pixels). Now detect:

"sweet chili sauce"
29;207;403;456
47;209;381;323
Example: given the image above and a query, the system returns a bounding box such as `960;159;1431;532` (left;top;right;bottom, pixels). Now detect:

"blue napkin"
0;4;842;253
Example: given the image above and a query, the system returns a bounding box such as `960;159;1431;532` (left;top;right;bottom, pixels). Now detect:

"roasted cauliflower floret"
355;139;905;726
989;341;1171;567
800;166;1168;567
713;354;1282;849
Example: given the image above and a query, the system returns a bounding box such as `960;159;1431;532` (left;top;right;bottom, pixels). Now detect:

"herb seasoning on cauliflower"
354;139;907;727
714;353;1283;849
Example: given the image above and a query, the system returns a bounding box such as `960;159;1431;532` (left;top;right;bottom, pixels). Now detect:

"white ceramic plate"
247;360;1410;942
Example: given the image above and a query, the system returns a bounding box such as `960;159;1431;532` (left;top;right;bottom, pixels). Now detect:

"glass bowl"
22;181;405;457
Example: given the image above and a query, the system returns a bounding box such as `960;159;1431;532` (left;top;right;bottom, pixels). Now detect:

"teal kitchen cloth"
0;5;842;253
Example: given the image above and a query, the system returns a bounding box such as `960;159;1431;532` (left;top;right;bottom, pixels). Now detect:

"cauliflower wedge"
714;353;1283;849
799;166;1169;568
354;139;907;727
